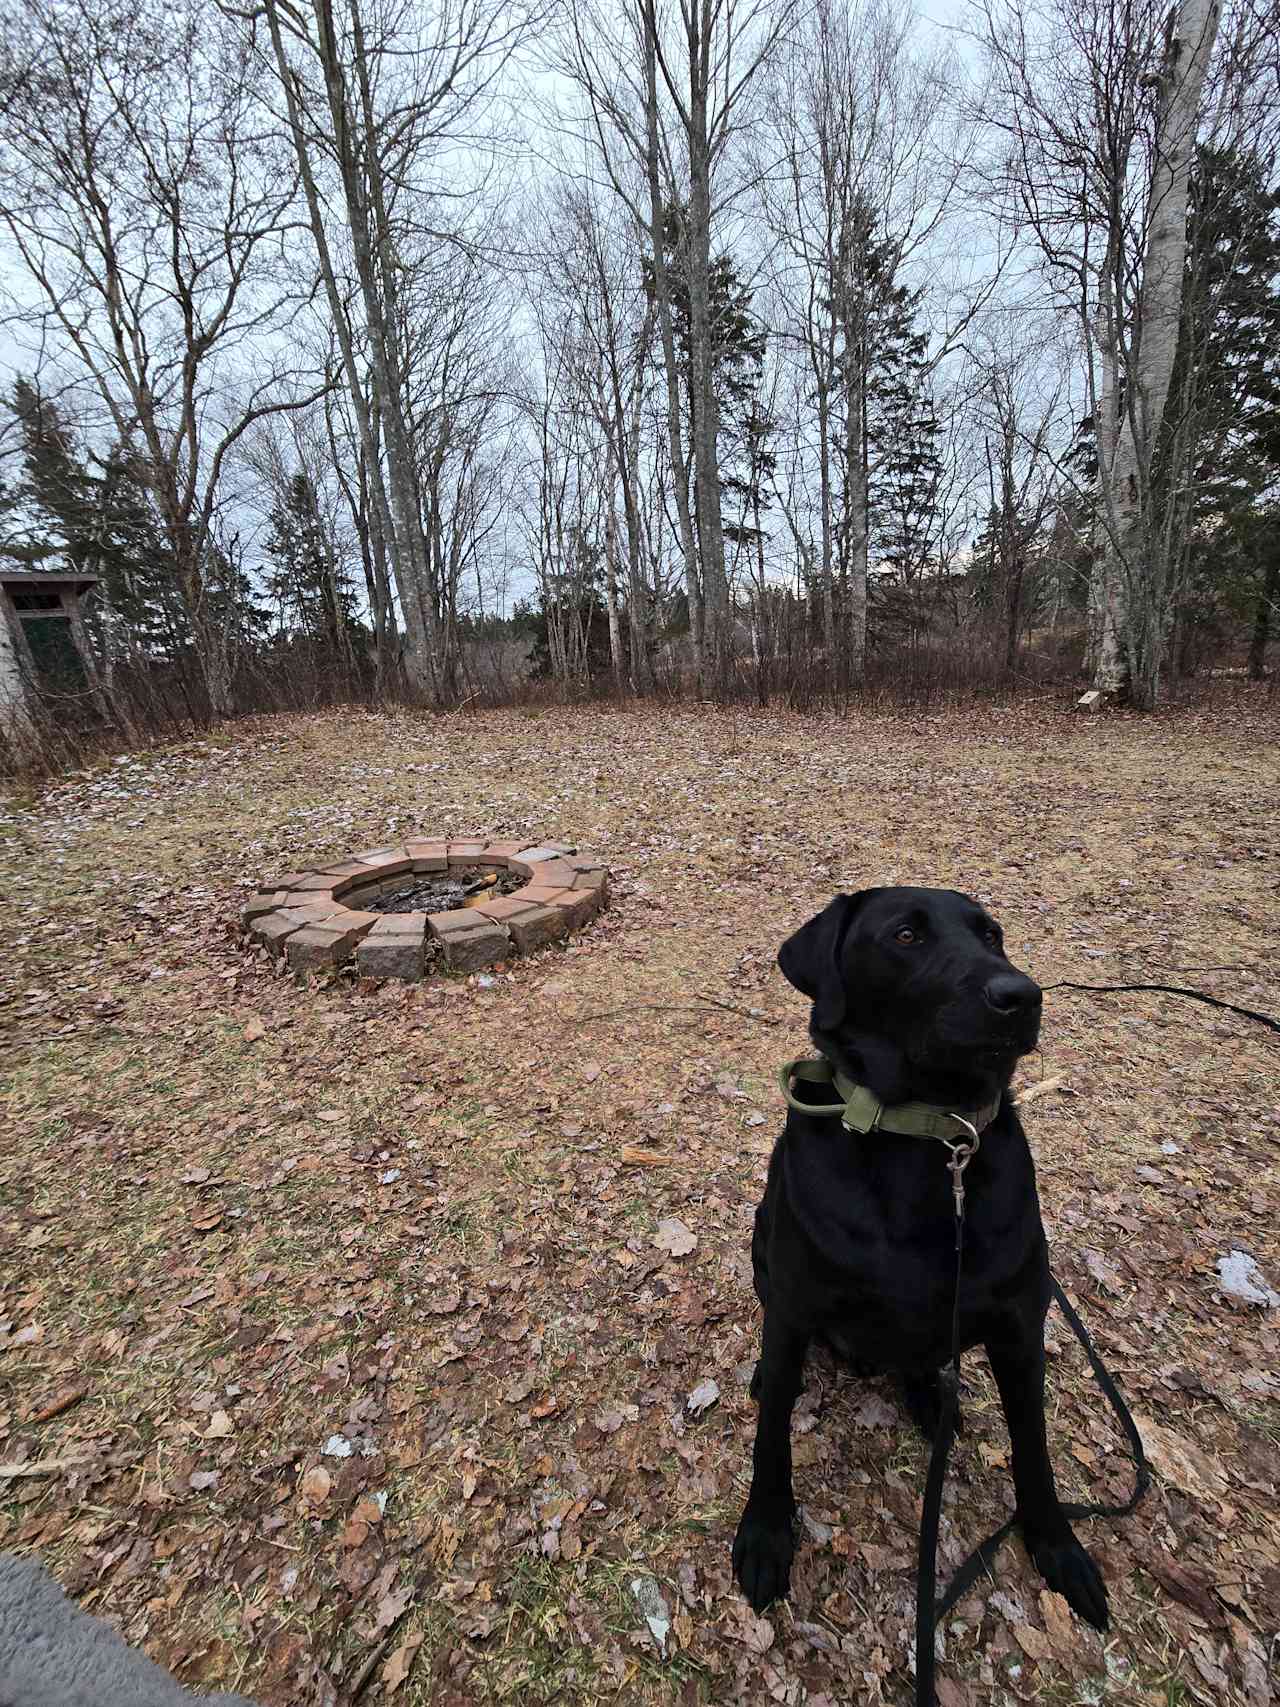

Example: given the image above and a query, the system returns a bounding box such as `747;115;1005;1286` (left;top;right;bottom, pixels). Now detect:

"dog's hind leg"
733;1310;808;1613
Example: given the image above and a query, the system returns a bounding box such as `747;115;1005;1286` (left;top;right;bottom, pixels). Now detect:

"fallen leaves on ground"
654;1217;698;1257
2;700;1278;1706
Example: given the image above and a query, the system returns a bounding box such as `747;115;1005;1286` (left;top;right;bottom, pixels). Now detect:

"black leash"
914;1127;972;1707
1043;979;1280;1035
914;1223;1151;1706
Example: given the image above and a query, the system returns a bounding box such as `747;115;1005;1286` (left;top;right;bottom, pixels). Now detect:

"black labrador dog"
733;886;1107;1631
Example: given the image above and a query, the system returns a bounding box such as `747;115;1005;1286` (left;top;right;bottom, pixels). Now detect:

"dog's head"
778;886;1041;1105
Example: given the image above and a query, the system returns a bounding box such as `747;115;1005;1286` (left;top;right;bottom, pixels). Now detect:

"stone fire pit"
239;838;608;981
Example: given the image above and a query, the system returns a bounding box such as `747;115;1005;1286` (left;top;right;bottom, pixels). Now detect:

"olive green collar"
778;1057;1002;1142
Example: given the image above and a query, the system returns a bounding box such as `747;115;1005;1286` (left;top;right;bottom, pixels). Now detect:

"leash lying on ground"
1042;978;1280;1034
915;1260;1151;1707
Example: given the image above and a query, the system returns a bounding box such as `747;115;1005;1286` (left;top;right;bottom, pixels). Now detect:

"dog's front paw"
1024;1522;1109;1631
732;1500;796;1612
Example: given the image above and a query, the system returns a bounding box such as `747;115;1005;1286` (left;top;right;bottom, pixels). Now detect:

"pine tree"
1162;146;1280;674
642;205;770;556
968;506;1003;613
863;253;941;584
818;196;941;590
8;379;180;653
264;473;359;656
10;379;98;571
1165;145;1280;516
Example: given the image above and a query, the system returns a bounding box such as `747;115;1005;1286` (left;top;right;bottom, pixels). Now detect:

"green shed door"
23;613;89;696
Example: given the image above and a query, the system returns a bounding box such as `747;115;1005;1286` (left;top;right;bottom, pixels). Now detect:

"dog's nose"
984;972;1043;1015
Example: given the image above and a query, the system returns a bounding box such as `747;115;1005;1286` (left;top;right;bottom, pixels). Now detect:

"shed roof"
0;571;100;595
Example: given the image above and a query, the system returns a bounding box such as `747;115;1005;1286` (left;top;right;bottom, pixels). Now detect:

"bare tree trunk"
604;496;624;688
1094;0;1221;707
311;0;442;701
686;39;731;695
845;428;869;689
340;0;448;700
624;358;654;689
262;0;431;695
1249;552;1278;681
642;3;703;687
327;392;399;693
1083;290;1118;678
815;388;836;683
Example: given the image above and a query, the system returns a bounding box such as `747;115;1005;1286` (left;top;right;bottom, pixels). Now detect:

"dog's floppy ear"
777;893;862;1033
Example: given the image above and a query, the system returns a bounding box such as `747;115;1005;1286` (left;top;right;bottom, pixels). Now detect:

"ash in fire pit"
364;865;525;915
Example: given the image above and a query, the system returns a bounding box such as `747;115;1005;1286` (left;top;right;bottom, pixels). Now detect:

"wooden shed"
0;571;103;741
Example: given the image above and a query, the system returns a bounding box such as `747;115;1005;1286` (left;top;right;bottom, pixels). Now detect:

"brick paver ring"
239;839;609;980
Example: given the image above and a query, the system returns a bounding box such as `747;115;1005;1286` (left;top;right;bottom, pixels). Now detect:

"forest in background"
0;0;1277;766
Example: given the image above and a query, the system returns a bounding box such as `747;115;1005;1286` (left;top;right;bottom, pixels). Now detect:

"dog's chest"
776;1132;1045;1364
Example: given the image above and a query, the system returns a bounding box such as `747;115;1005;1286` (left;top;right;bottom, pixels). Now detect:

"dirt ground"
1;701;1277;1707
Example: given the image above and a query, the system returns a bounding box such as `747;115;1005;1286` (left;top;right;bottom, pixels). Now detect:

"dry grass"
1;700;1278;1707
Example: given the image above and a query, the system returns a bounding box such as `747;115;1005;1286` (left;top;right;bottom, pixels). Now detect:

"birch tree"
975;0;1247;707
1094;0;1221;704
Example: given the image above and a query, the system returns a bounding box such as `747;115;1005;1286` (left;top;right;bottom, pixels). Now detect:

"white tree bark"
604;494;625;686
1095;0;1220;705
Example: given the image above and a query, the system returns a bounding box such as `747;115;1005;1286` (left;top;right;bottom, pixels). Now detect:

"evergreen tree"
1168;145;1280;515
8;378;180;653
723;401;778;560
642;205;771;555
819;196;942;586
861;239;941;583
873;369;942;583
10;378;98;571
968;506;1003;613
264;473;360;655
1162;146;1280;672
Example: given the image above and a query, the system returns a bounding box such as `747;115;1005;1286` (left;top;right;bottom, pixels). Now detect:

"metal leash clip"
943;1114;980;1221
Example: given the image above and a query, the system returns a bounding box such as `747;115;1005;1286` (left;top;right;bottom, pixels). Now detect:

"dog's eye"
984;927;1002;946
894;927;918;945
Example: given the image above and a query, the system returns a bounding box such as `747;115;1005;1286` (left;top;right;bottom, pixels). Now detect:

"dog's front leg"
986;1334;1109;1630
733;1309;808;1613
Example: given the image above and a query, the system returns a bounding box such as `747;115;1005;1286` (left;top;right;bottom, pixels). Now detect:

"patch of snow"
1216;1250;1280;1308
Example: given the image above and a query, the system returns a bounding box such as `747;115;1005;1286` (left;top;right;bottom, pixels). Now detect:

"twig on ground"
345;1631;399;1702
343;1578;423;1700
26;1388;86;1424
580;996;782;1026
1012;1074;1066;1107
